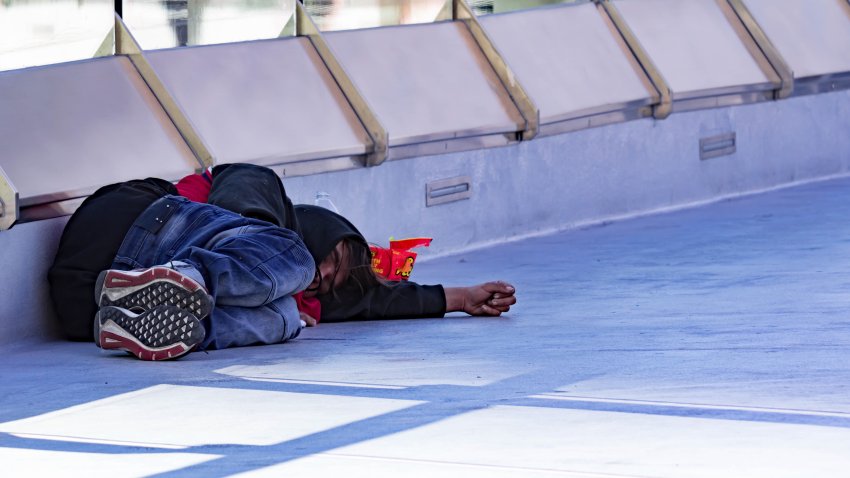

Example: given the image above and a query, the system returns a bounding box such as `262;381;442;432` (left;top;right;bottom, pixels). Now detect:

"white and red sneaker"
95;266;212;320
95;305;204;360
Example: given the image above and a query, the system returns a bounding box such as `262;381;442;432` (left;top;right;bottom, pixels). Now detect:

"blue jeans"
110;195;315;349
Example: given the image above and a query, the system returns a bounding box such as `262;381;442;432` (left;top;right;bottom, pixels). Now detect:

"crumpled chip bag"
370;237;432;281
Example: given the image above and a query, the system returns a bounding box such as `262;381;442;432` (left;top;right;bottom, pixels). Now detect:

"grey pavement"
2;176;850;477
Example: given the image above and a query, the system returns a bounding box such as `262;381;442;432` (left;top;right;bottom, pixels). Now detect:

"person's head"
302;237;382;298
303;239;349;298
294;205;385;298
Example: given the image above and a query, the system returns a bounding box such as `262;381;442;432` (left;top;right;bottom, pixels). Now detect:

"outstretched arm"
317;281;516;322
444;281;516;316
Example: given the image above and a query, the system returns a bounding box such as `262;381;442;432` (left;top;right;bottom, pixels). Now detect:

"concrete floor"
2;176;850;477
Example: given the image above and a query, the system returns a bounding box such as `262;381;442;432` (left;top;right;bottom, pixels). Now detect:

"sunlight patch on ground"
234;453;619;478
0;384;422;448
2;447;218;478
301;405;850;478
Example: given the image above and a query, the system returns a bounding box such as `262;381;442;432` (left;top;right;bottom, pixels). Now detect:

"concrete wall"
0;217;67;344
283;90;850;256
1;89;849;345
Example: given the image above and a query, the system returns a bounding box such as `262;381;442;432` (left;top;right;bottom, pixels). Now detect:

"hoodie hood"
294;205;368;264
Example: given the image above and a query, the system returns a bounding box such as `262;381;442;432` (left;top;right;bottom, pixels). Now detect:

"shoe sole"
95;305;205;361
96;267;212;320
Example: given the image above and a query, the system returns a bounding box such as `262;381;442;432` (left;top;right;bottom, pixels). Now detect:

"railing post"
725;0;794;99
0;166;19;231
452;0;540;140
596;0;673;119
295;1;389;166
113;13;216;170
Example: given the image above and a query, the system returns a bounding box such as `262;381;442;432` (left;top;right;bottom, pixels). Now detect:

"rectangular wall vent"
426;176;472;207
700;132;736;160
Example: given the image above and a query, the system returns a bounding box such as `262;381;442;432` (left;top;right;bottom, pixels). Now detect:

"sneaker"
95;305;205;361
95;266;212;320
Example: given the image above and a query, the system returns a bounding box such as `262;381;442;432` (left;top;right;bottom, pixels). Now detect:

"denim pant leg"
203;295;301;350
171;224;315;349
112;197;315;349
170;223;315;307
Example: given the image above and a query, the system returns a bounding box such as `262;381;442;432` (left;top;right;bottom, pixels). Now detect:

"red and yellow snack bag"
370;237;432;281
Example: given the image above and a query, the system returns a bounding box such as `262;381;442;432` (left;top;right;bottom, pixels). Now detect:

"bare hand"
300;311;318;327
444;281;516;316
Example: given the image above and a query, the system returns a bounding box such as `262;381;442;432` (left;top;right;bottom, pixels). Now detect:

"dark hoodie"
207;163;300;233
294;205;447;322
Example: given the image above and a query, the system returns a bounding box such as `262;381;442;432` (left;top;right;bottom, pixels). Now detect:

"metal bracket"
596;0;672;119
435;0;454;22
94;26;115;58
725;0;794;99
451;0;539;140
109;13;215;170
295;1;389;167
0;166;20;231
279;11;296;38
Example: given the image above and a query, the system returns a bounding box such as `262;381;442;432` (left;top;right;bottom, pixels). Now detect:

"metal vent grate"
700;132;736;160
426;176;472;207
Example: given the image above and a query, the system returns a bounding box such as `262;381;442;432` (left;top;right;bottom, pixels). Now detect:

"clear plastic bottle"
314;191;339;213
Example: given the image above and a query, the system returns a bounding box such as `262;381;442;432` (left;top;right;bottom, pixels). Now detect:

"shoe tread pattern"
96;267;212;319
100;305;204;349
101;282;212;320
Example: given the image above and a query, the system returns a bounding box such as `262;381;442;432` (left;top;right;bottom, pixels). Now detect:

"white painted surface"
236;453;596;478
0;384;421;448
2;448;218;478
315;405;850;477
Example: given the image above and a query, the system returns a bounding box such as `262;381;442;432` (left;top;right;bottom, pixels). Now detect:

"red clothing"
175;170;212;203
294;292;322;323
